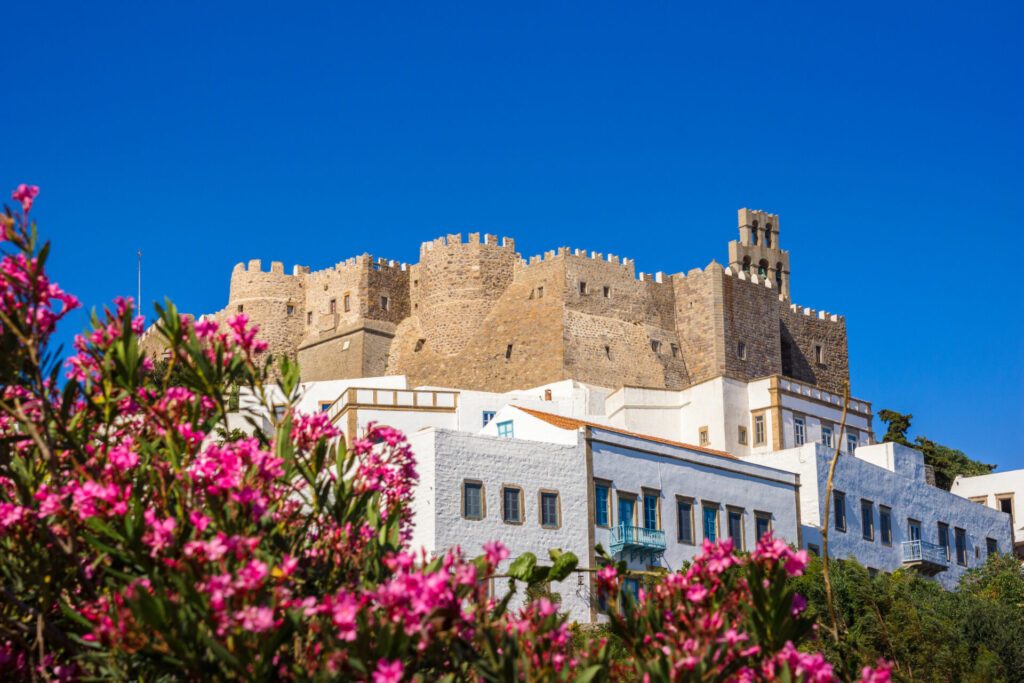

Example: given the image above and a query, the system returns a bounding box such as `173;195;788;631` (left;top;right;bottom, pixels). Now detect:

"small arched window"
751;220;759;245
758;259;768;278
742;256;751;273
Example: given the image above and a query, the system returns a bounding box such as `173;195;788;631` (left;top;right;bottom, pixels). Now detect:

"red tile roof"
513;406;737;459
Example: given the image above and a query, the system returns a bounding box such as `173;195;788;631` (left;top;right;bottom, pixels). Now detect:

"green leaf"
507;552;537;582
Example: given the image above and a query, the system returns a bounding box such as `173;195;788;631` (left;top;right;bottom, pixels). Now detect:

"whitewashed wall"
952;469;1024;556
406;429;592;622
748;442;1013;589
589;428;801;573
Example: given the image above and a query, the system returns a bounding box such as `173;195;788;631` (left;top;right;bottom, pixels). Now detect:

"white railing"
902;540;948;567
778;378;870;415
327;387;458;422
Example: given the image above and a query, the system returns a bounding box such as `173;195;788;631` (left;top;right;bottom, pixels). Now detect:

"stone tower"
727;209;790;299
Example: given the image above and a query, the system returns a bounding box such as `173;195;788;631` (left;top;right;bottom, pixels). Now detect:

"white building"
410;405;801;623
951;469;1024;559
747;442;1013;589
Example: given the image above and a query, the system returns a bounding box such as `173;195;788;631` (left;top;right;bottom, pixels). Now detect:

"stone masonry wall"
182;216;851;395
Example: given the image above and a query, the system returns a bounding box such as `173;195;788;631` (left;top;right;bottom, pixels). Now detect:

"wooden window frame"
343;293;351;312
752;411;767;446
500;485;524;525
833;490;847;532
676;496;696;545
461;479;486;521
698;427;709;447
738;425;748;445
538;489;562;530
860;499;875;542
754;510;772;540
617;491;638;528
701;500;720;543
641;488;662;531
879;505;893;546
727;506;746;550
594;479;612;528
793;413;807;446
996;494;1014;525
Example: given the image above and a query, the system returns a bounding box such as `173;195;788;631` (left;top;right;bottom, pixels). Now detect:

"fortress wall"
720;268;784;382
225;260;307;364
780;306;849;394
671;267;723;387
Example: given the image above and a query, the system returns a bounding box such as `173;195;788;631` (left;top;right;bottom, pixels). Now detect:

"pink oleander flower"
235;605;275;633
372;659;404;683
11;184;39;213
483;540;510;566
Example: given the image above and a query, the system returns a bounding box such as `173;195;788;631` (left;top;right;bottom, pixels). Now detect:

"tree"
876;410;994;490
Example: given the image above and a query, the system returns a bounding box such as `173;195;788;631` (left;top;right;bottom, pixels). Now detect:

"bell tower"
728;208;791;299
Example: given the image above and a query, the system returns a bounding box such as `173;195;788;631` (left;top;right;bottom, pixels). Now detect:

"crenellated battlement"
199;206;851;394
419;232;517;258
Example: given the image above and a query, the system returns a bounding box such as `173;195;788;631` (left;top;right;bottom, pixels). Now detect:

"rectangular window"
380;296;389;311
753;414;766;446
482;411;495;427
702;502;719;543
505;344;513;360
618;494;636;528
307;311;312;325
502;486;522;524
861;499;874;541
273;404;286;422
463;481;484;520
738;426;748;445
938;522;950;560
671;343;681;358
496;420;514;438
344;294;351;312
623;577;640;601
643;492;659;531
651;340;662;354
677;498;695;544
595;483;610;527
698;427;709;447
603;285;611;298
908;519;922;541
986;537;998;557
286;304;295;316
833;490;847;532
847;431;858;454
727;507;744;549
329;298;337;314
737;341;747;360
997;495;1014;526
879;506;892;546
794;415;806;446
540;491;560;529
955;527;968;566
755;511;771;540
821;424;834;448
237;304;243;313
536;286;544;298
815;344;824;364
579;281;588;295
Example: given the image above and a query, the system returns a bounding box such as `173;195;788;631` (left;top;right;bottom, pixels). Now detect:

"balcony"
901;540;948;575
326;387;458;423
610;525;666;563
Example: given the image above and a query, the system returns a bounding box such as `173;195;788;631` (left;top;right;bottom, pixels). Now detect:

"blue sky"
2;2;1021;468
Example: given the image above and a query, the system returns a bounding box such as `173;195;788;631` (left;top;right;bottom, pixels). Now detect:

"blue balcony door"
618;498;635;531
908;520;921;542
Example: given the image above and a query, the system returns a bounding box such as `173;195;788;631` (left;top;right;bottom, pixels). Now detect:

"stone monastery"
217;209;848;397
169;207;1019;624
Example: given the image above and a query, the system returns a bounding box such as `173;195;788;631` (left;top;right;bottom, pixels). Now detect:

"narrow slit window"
505;344;513;360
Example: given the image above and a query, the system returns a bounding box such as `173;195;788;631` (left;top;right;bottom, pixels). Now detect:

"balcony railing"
609;525;666;562
901;540;948;575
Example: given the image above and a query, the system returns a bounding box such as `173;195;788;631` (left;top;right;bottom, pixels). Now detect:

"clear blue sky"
2;2;1021;469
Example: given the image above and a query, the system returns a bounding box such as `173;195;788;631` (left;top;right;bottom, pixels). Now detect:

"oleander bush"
0;185;889;681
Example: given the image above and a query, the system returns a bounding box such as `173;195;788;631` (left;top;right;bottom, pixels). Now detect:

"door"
618;497;635;530
908;520;921;541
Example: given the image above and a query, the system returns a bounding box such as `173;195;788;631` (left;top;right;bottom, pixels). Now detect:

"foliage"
791;553;1024;682
876;410;994;489
0;186;889;681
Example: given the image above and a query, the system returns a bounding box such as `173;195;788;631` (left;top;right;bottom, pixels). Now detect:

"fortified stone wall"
176;208;851;395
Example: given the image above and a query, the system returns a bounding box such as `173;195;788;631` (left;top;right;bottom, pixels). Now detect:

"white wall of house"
406;428;591;622
747;442;1013;589
478;406;580;445
589;428;801;574
951;469;1024;557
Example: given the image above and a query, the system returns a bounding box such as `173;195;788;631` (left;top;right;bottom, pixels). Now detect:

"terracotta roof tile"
513;406;736;459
